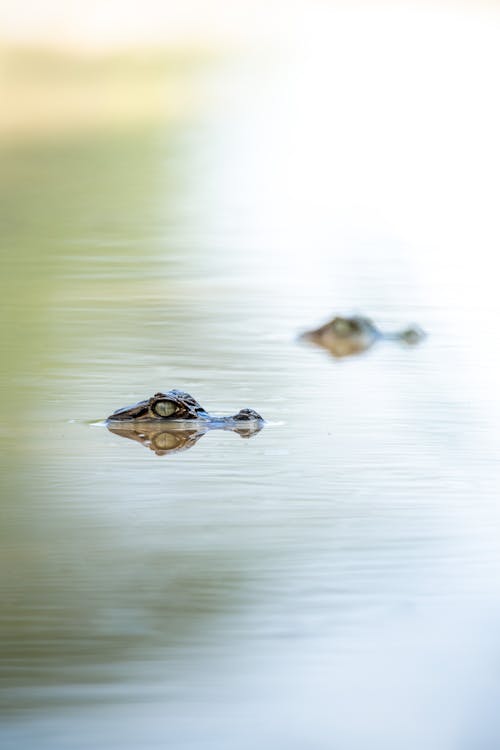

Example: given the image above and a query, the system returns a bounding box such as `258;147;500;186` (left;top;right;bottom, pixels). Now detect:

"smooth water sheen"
2;13;500;749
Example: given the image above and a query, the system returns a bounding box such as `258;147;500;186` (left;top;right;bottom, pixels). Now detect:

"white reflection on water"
2;6;500;750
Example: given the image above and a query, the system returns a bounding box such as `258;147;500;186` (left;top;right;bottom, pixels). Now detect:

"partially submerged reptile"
300;315;425;358
106;389;264;455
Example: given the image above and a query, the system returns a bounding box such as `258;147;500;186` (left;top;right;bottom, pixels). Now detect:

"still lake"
2;20;500;748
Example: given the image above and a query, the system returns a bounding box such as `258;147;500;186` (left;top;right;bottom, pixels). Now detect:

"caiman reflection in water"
300;315;426;358
106;389;264;455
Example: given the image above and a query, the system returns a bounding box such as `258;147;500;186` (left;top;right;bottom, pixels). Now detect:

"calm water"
2;14;500;748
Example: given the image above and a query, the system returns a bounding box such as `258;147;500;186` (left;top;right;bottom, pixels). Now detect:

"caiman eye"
153;400;178;418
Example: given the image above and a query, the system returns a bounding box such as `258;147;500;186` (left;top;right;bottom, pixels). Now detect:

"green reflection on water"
1;128;171;406
0;125;246;710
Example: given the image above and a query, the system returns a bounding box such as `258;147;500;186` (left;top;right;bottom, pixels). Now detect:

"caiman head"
300;315;379;358
300;315;426;358
106;390;264;426
107;390;209;422
105;391;264;455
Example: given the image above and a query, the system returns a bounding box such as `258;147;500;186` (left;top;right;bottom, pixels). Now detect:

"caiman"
300;315;425;358
106;389;264;455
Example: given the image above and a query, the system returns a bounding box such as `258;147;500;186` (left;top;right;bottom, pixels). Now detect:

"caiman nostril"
233;408;264;421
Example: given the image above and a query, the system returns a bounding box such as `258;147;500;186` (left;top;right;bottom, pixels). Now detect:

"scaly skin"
106;390;264;455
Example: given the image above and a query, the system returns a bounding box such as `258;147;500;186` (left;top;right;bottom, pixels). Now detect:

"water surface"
2;14;500;748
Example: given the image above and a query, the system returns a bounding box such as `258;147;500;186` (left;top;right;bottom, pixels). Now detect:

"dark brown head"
300;315;379;357
107;390;208;422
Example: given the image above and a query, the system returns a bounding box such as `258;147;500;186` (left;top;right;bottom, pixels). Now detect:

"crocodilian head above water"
106;390;264;455
300;315;426;358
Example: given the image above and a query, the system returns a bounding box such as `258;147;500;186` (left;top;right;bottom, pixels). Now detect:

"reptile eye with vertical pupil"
153;400;178;418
